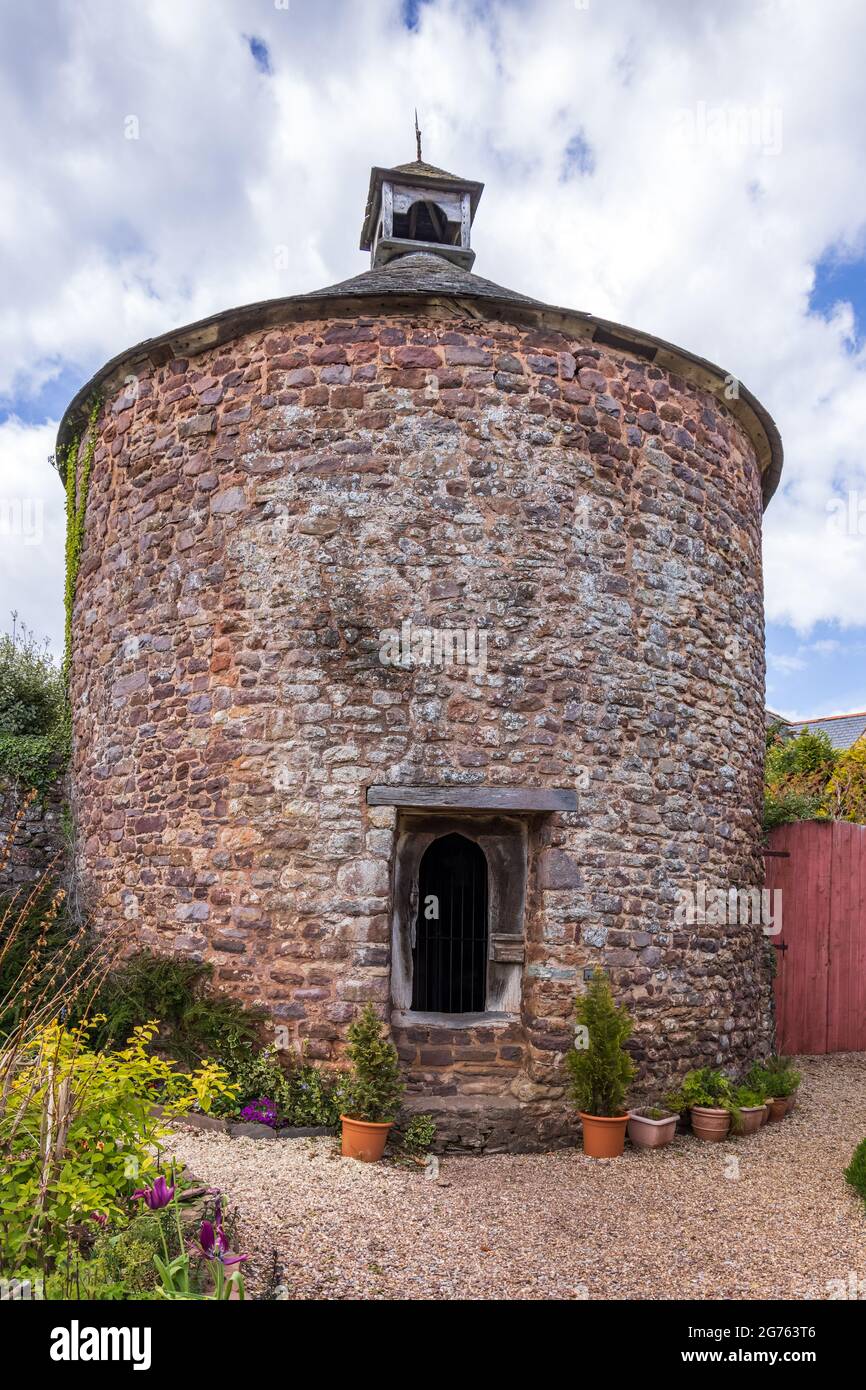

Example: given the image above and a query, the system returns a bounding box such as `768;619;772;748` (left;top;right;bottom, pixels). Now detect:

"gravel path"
168;1053;866;1300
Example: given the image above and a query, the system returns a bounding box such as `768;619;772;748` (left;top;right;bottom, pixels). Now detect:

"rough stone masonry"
58;161;783;1151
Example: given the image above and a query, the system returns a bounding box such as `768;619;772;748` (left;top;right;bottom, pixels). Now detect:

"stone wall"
0;776;67;899
68;302;773;1148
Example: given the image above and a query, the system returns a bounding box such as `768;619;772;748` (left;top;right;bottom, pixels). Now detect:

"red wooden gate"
767;821;866;1054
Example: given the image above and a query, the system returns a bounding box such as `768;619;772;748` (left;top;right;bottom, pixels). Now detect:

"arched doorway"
411;833;489;1012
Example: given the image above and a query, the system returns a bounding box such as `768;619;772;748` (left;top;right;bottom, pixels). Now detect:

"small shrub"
566;969;635;1117
401;1113;437;1157
844;1138;866;1208
765;728;838;784
763;786;824;830
80;950;265;1066
338;1005;404;1123
825;741;866;823
744;1061;773;1099
285;1061;340;1127
668;1067;744;1132
0;619;65;739
0;618;68;793
761;1054;801;1098
669;1067;734;1109
212;1045;340;1128
732;1086;765;1109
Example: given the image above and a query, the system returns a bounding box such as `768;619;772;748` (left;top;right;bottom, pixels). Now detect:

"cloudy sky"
1;0;864;720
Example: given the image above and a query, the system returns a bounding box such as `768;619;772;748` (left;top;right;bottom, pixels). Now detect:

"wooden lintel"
366;785;577;812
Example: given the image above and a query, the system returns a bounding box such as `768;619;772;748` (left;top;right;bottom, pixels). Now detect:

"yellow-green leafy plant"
823;740;866;824
0;1018;235;1271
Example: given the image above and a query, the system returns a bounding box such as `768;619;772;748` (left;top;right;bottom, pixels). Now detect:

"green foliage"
669;1067;735;1109
0;1018;235;1270
210;1041;341;1127
0;882;81;1037
286;1060;341;1127
95;1210;180;1296
79;950;265;1067
760;1054;801;1098
667;1067;744;1130
732;1086;766;1108
338;1004;404;1123
0;619;65;737
63;399;99;682
824;740;866;824
766;728;838;783
743;1063;773;1102
0;618;68;793
401;1113;436;1157
844;1137;866;1208
763;727;841;831
763;786;824;830
566;969;635;1117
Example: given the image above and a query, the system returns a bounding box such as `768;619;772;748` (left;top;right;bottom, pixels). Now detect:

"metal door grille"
411;833;488;1013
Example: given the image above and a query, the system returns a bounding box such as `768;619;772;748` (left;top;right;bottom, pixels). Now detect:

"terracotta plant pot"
627;1110;678;1149
690;1105;731;1141
340;1115;392;1162
759;1104;769;1126
767;1098;787;1123
739;1105;765;1136
579;1112;628;1158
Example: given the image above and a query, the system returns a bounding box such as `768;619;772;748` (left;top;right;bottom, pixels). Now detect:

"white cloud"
0;417;65;654
1;0;866;646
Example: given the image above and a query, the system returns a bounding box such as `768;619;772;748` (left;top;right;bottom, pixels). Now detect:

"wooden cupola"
359;156;484;271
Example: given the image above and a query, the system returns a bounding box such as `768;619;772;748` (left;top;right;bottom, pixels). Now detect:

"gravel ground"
167;1053;866;1300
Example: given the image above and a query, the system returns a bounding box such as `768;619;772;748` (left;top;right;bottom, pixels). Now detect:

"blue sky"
0;0;865;723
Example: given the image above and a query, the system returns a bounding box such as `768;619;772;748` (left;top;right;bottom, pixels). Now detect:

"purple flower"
240;1096;279;1128
193;1219;248;1268
90;1211;108;1227
133;1175;175;1209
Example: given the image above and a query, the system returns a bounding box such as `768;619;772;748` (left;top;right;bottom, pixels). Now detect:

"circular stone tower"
58;154;782;1150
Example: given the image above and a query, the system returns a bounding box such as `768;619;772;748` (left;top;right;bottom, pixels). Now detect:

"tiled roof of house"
770;710;866;751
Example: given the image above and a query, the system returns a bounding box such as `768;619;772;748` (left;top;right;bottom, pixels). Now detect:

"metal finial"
414;109;422;163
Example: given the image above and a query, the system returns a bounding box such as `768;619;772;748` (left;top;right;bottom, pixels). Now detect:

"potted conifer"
338;1004;405;1162
567;969;635;1158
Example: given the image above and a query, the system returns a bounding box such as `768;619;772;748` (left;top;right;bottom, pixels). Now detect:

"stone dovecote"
57;152;782;1150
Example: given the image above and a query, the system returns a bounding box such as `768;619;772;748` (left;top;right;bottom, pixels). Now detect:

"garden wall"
0;774;68;898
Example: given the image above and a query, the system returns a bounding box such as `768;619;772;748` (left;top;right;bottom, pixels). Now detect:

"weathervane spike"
414;108;422;163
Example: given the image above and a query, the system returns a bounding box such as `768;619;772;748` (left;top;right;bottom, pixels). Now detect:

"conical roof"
301;249;537;306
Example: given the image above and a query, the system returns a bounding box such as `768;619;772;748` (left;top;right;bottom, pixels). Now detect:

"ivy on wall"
63;397;100;681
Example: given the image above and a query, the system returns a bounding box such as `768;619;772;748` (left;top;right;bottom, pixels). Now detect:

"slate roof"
782;712;866;751
300;250;538;305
